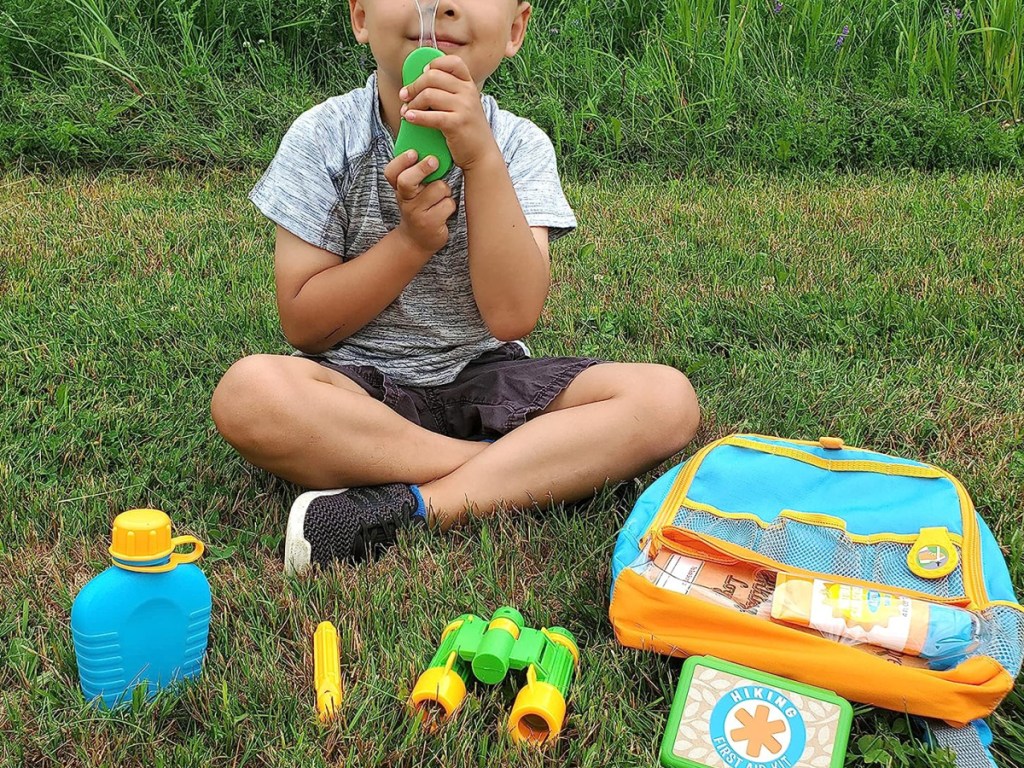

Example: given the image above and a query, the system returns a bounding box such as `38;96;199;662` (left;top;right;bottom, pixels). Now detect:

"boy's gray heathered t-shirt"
249;72;577;387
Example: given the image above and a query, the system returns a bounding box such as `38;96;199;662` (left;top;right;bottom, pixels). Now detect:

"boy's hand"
399;55;497;172
384;149;457;259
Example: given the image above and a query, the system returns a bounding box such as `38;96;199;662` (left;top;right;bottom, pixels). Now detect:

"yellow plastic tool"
314;621;343;722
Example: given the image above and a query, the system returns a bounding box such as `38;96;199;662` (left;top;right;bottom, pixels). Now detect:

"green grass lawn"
1;169;1022;767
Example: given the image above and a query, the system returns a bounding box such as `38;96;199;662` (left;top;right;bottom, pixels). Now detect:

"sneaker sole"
284;489;347;575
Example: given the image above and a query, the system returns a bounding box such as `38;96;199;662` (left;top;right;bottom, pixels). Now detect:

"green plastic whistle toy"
394;0;452;183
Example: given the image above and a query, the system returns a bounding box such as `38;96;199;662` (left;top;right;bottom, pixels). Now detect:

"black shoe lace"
353;502;408;561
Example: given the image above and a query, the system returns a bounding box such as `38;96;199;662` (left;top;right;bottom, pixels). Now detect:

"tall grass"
1;0;1022;170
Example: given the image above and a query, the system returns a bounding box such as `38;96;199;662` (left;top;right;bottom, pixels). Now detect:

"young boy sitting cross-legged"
210;0;700;573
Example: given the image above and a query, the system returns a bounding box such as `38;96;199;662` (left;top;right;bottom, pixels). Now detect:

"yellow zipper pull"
907;527;959;579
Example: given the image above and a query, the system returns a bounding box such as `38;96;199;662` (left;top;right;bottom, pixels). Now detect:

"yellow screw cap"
108;509;205;573
110;508;174;561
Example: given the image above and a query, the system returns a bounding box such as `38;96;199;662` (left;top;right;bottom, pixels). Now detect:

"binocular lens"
412;699;449;729
516;713;554;743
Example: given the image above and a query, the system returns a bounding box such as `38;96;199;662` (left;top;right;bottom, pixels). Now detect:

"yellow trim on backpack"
728;436;945;478
641;438;723;549
948;472;988;608
744;433;876;451
988;600;1024;612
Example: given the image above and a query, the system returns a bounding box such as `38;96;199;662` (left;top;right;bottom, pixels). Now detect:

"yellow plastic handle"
115;535;204;573
169;535;204;566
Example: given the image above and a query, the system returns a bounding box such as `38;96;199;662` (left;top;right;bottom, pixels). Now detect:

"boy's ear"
504;2;532;58
350;0;370;45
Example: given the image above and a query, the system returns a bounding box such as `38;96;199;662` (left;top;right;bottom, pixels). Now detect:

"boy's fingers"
418;180;451;209
396;155;440;199
427;195;457;220
402;67;462;101
403;109;447;131
403;87;458;115
384;150;419;189
426;54;472;82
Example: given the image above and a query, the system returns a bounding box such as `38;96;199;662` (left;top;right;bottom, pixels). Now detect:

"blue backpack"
609;434;1022;767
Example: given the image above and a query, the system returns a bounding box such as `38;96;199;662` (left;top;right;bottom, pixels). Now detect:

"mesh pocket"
974;604;1024;676
669;507;966;598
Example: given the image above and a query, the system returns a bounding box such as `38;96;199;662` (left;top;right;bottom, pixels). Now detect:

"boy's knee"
635;364;700;450
211;355;292;446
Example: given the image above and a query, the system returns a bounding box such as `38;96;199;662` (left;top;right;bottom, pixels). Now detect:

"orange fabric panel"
609;568;1012;726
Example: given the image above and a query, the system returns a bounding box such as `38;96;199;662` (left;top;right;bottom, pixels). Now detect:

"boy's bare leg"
419;362;699;529
213;356;697;529
211;354;487;489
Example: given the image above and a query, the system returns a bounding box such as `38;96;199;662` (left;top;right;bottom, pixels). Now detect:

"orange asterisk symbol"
730;704;787;759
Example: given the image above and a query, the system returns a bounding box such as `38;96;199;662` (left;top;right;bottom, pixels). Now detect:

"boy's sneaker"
284;483;424;574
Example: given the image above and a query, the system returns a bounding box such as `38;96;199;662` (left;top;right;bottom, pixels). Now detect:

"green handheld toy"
394;0;452;183
409;607;580;744
661;656;853;768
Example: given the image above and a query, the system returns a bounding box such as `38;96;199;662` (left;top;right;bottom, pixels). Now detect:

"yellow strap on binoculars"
441;619;465;642
444;650;458;673
542;629;580;668
488;617;521;639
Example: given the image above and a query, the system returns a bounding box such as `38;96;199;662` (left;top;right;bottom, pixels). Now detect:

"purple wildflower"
834;24;849;50
771;0;783;13
954;7;963;19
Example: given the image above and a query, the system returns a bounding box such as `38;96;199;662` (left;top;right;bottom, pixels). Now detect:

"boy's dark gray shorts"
310;342;605;440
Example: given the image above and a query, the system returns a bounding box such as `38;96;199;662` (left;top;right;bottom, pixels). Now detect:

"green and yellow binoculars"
409;607;579;744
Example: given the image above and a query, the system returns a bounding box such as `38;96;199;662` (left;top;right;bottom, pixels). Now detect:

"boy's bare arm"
462;150;549;341
400;56;550;342
275;227;421;354
276;152;455;354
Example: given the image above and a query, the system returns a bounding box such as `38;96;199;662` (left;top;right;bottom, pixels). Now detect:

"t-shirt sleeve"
504;119;577;243
248;110;347;256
